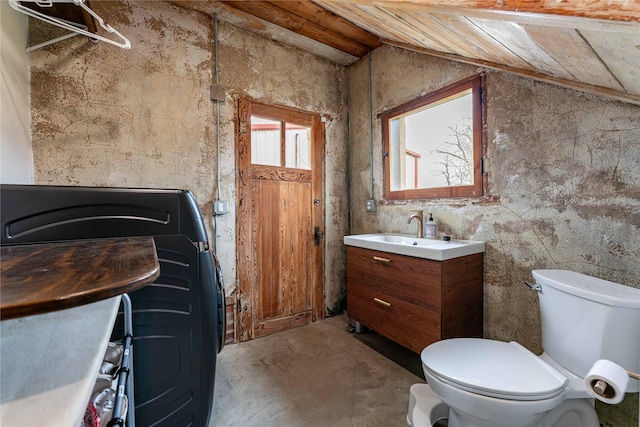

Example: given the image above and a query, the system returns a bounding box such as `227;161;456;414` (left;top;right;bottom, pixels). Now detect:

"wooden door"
236;99;324;341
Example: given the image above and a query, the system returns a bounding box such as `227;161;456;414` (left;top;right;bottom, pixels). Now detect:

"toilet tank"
533;269;640;392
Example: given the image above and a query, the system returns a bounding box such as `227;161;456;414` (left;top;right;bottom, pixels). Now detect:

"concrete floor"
211;315;424;426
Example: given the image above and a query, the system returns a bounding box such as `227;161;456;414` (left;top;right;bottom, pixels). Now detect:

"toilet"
407;269;640;427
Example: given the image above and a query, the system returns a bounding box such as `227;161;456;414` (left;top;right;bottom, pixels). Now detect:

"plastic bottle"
424;213;437;238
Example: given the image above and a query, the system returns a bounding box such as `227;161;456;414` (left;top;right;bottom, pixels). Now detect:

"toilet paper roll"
584;359;629;404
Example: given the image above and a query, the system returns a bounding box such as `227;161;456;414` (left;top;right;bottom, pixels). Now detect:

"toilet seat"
421;339;568;401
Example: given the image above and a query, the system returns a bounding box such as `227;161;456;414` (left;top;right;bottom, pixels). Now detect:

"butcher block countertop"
0;236;160;320
0;237;160;427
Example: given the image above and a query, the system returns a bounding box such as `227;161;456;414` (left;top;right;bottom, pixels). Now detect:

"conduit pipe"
368;51;374;201
213;13;222;254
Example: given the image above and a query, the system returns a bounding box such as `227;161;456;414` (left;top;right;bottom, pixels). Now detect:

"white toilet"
407;269;640;427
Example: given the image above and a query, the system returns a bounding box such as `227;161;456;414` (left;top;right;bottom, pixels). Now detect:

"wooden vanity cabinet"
346;246;483;353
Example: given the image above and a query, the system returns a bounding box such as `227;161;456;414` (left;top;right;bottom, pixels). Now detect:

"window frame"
382;75;485;200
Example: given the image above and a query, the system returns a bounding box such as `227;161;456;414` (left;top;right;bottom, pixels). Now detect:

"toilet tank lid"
532;270;640;309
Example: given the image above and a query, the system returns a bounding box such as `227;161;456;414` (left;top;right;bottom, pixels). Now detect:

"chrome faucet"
408;210;424;238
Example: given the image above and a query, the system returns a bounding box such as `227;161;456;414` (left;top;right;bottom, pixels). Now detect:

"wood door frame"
236;97;325;341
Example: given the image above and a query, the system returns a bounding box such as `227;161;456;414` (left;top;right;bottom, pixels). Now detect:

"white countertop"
344;233;485;261
1;296;121;427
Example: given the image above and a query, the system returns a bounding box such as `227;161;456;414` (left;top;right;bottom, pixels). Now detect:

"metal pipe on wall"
368;51;374;201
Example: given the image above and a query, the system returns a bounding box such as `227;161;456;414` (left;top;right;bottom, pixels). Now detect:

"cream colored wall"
348;45;640;425
27;1;350;313
1;0;33;184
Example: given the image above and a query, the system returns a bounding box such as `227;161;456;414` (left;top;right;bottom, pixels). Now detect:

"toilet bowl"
407;384;449;427
419;339;598;427
408;269;640;427
407;382;599;427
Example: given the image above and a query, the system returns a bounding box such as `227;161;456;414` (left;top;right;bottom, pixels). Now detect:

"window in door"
251;117;311;170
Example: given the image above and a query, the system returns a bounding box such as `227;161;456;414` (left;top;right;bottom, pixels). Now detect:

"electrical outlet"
213;200;228;215
366;199;377;213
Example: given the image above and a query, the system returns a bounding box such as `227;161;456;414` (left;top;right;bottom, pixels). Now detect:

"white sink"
343;233;485;261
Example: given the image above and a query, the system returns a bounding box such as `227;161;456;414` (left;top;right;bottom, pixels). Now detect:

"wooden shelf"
0;236;160;320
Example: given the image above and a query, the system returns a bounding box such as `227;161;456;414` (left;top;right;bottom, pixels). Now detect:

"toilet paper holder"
586;360;640;404
591;372;639;399
591;373;638;399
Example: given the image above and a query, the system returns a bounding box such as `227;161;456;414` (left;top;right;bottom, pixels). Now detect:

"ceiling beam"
171;1;361;64
273;1;381;48
327;0;640;23
220;1;375;57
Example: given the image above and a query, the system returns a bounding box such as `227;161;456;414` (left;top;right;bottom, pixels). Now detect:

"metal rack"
81;294;136;427
106;293;135;427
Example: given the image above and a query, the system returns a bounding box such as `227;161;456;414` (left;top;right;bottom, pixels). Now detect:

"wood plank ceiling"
173;1;640;104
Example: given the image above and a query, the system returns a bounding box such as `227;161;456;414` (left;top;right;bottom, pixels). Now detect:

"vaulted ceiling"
174;1;640;105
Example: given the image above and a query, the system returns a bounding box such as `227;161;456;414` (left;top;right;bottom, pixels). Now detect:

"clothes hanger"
9;0;131;51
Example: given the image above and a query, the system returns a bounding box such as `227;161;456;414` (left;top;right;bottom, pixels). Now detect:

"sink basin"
343;233;485;261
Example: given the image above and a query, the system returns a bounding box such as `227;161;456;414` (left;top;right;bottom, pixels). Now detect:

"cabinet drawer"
347;246;441;310
348;281;441;353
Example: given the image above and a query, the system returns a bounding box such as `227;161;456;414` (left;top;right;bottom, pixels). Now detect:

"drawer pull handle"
373;256;391;263
373;297;391;308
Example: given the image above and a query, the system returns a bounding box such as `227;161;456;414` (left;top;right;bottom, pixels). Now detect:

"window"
382;75;484;200
250;117;311;170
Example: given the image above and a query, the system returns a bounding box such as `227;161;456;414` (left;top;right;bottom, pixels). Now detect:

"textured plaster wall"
28;1;349;314
348;45;640;425
24;2;640;421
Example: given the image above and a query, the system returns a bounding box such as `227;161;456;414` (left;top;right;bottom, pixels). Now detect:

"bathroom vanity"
345;234;484;353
